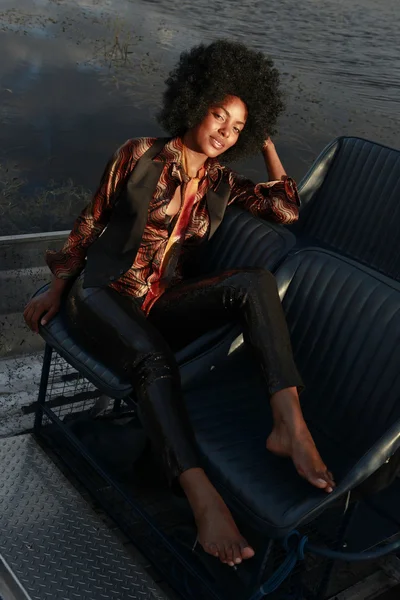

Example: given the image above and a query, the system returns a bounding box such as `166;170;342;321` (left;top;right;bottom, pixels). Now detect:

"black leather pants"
66;268;303;482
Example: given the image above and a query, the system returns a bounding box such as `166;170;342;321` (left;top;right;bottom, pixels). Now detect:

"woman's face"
185;95;248;158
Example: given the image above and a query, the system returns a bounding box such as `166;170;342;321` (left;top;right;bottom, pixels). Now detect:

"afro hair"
157;39;285;162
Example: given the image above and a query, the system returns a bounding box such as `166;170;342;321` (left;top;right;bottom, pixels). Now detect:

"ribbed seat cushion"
280;249;400;456
185;249;400;537
296;137;400;280
37;208;294;397
190;205;296;275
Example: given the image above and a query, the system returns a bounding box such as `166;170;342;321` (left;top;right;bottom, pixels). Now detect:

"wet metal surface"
0;0;399;235
0;433;168;599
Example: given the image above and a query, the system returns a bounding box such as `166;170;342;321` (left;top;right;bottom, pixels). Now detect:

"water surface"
0;0;399;234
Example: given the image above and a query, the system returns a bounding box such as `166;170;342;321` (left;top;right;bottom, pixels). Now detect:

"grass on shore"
0;162;91;236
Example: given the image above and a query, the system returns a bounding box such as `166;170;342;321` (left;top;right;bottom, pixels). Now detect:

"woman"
24;40;335;567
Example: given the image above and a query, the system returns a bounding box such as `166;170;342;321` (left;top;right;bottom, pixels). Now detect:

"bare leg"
266;387;335;492
179;468;255;566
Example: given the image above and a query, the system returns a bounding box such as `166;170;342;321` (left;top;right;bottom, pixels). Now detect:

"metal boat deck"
0;433;170;600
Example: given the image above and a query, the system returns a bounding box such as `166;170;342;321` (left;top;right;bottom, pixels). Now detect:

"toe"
313;470;335;493
327;471;336;487
302;468;332;490
312;475;329;488
240;542;255;560
224;543;234;565
217;544;228;564
204;542;219;558
295;464;328;489
319;468;336;489
232;543;243;565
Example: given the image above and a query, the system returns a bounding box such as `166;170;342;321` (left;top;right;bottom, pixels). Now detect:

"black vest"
84;138;231;288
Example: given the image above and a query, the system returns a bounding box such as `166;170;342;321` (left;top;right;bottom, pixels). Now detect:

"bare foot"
266;421;335;492
179;468;255;567
195;492;255;566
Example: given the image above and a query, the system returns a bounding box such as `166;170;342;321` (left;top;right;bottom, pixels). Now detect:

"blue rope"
248;531;307;600
248;529;400;599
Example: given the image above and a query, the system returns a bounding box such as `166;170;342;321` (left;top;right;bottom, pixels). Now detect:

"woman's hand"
23;289;61;333
262;137;274;150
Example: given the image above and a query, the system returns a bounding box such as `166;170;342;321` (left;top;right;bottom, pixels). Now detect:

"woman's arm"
262;137;287;181
24;137;155;332
45;138;152;279
226;139;299;225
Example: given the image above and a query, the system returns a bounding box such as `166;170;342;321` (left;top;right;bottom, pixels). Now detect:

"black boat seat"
36;298;236;397
185;248;400;538
189;205;296;276
294;136;400;281
35;206;296;396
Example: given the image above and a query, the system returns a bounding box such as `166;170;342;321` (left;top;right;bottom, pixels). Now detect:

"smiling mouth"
210;136;225;149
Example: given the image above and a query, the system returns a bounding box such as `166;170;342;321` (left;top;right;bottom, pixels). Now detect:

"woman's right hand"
23;290;61;333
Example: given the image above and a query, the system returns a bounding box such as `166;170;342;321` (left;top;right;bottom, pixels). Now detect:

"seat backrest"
189;206;296;276
295;137;400;281
275;248;400;458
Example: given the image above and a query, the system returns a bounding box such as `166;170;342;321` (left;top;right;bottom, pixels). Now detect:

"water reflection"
0;0;399;234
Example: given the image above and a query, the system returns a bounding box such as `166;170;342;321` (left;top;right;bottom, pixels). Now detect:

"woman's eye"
233;127;240;134
213;113;223;121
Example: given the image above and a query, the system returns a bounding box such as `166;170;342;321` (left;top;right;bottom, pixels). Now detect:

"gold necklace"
182;145;205;180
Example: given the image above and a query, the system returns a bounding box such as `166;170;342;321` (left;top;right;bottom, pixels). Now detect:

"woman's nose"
218;126;229;139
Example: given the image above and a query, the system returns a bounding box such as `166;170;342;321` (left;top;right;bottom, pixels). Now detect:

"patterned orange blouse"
46;137;300;302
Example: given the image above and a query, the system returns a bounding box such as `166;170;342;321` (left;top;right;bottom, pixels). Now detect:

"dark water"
0;0;399;234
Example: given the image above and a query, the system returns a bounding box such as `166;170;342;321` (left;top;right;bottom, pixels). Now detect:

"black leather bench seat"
192;205;296;275
184;249;400;538
296;137;400;281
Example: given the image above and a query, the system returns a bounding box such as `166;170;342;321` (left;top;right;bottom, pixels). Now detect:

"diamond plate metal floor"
0;434;169;600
